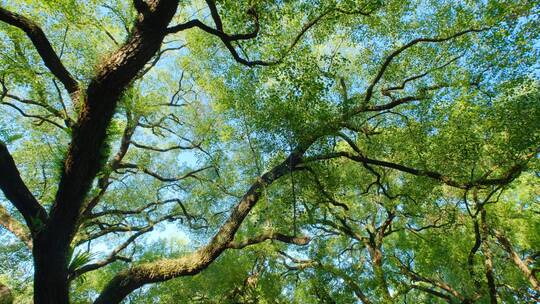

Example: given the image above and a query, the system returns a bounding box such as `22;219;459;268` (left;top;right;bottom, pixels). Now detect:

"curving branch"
362;28;487;105
397;257;467;302
305;149;534;189
305;167;349;210
69;226;152;281
166;6;268;66
480;209;497;304
167;3;373;67
0;100;68;130
277;252;373;304
130;140;201;152
0;78;73;129
382;54;463;93
94;142;312;304
226;232;310;249
77;211;183;246
117;163;212;182
409;285;452;303
49;0;180;237
0;6;78;93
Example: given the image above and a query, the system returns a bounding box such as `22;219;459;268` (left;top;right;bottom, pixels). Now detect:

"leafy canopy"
0;0;539;303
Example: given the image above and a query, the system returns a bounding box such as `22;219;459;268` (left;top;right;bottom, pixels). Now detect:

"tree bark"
31;1;180;303
0;205;32;248
480;209;497;304
94;148;308;304
0;283;13;304
493;230;540;291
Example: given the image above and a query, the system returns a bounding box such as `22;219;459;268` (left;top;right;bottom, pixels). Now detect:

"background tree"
0;0;538;303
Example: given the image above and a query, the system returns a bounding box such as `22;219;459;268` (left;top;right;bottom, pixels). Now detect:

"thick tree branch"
397;260;465;301
47;0;180;245
32;2;182;302
479;207;497;304
94;143;312;304
167;4;370;67
305;150;531;189
0;141;47;235
130;140;200;152
226;232;310;249
0;204;32;248
467;216;482;290
493;229;540;291
0;6;78;93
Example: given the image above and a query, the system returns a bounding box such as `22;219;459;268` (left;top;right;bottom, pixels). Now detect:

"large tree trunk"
33;231;71;304
367;245;392;303
29;2;180;302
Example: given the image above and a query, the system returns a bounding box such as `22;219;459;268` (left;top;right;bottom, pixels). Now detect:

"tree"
0;0;538;303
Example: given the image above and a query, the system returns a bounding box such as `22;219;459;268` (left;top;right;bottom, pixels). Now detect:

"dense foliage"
0;0;539;303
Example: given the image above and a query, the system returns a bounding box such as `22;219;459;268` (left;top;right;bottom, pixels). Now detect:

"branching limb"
69;226;151;281
166;8;267;66
304;167;349;211
0;100;68;130
167;3;373;67
409;284;453;303
94;142;312;304
396;257;466;301
0;6;78;93
116;163;213;182
467;215;483;290
478;207;498;303
77;211;183;246
305;149;533;189
382;54;463;93
82;113;140;216
86;199;177;219
362;28;487;105
48;1;180;250
277;253;373;304
0;78;73;128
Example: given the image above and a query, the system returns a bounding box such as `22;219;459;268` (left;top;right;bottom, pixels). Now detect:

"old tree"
0;0;539;303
